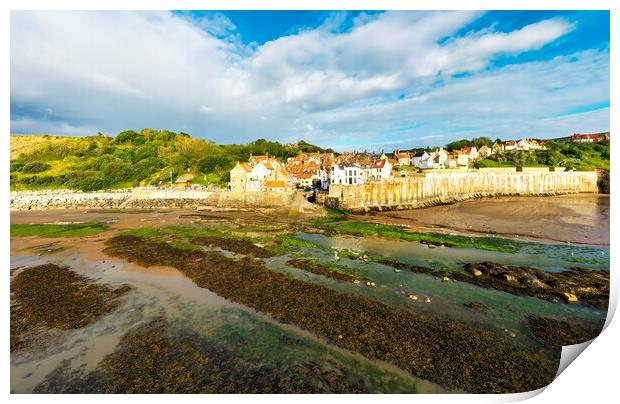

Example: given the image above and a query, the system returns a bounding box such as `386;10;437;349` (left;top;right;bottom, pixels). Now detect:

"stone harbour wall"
10;188;297;211
325;170;599;212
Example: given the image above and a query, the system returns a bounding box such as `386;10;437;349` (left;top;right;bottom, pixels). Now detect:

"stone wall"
10;189;132;211
10;188;297;211
326;170;599;212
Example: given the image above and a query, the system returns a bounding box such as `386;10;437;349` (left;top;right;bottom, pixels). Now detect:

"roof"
395;152;410;159
505;140;516;146
371;159;387;169
233;162;253;172
263;180;287;188
412;151;427;157
571;133;603;139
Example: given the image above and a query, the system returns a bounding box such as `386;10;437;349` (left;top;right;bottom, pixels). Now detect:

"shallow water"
10;249;439;393
298;233;609;272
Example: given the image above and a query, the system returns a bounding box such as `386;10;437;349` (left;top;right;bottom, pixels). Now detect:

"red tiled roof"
371;159;386;169
264;180;287;188
571;133;603;140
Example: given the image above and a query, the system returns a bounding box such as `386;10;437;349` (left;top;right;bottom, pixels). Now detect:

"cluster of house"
227;138;556;192
570;132;610;143
402;138;548;169
229;155;289;192
229;151;398;192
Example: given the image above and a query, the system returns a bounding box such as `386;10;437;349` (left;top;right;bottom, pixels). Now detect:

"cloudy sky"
10;10;609;150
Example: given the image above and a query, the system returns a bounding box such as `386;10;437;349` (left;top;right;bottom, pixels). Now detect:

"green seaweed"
317;220;523;253
11;222;109;238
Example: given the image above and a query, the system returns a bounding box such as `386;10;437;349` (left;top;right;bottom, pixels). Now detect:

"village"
226;133;608;193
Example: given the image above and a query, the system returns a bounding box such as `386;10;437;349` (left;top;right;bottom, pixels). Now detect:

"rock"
370;282;376;287
394;269;401;273
528;278;549;289
409;294;418;301
353;280;361;284
366;281;372;286
472;269;482;277
509;332;517;338
562;292;579;303
424;297;432;303
442;276;450;283
503;274;516;282
337;334;344;339
428;244;437;248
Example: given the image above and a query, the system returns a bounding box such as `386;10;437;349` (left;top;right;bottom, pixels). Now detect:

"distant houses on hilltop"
570;132;610;143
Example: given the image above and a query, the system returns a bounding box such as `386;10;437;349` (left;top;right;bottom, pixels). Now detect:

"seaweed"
103;235;560;393
11;264;130;352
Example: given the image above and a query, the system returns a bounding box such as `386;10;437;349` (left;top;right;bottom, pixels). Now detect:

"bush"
22;162;52;173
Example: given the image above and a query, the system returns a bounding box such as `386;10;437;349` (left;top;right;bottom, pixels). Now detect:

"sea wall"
10;189;132;211
10;188;296;211
325;170;599;212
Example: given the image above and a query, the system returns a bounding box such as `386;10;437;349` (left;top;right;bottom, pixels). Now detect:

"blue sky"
10;10;610;150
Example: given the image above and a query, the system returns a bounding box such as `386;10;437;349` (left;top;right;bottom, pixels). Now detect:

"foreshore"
353;194;609;246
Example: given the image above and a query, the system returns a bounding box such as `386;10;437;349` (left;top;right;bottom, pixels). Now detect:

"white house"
411;151;429;168
331;164;366;185
431;148;449;166
370;159;392;180
517;139;530;151
455;152;470;167
504;140;517;151
418;155;437;169
246;162;269;191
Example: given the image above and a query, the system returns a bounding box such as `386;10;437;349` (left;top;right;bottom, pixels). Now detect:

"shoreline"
351;194;609;246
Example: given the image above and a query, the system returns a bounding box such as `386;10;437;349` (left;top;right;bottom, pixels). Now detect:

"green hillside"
475;139;610;171
10;130;334;191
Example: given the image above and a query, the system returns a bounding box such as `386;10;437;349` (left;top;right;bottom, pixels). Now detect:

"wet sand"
356;194;609;245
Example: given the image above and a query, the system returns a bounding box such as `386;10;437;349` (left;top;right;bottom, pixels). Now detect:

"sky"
10;10;610;151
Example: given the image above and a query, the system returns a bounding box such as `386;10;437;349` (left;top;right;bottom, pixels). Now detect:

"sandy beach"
354;194;609;246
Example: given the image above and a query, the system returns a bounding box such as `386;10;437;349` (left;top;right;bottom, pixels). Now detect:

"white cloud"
10;10;608;149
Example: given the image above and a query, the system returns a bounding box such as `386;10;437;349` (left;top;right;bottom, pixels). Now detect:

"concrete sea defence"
10;188;296;211
325;170;599;212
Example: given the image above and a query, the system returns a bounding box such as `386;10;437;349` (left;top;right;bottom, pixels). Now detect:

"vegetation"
11;264;130;352
475;139;609;170
11;222;109;237
317;220;524;253
10;131;333;191
445;137;497;151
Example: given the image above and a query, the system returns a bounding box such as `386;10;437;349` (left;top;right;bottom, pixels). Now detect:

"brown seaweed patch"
464;301;489;311
103;235;559;393
378;257;609;309
287;258;356;282
526;315;605;347
193;236;275;258
34;318;368;393
11;264;131;352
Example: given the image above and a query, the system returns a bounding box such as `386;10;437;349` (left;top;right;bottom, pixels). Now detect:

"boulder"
562;292;579;303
